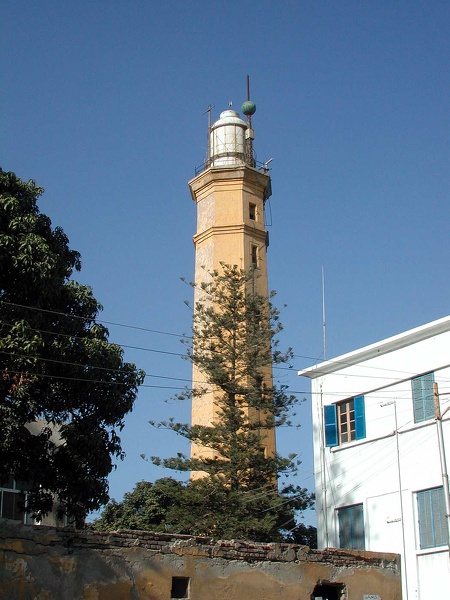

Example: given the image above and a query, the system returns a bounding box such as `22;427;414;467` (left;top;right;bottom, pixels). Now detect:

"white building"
298;316;450;600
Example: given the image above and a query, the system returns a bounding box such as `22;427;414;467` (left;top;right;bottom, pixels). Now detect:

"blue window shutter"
412;372;435;423
412;377;425;422
417;487;448;549
324;405;338;447
354;396;366;440
423;372;435;420
338;504;365;550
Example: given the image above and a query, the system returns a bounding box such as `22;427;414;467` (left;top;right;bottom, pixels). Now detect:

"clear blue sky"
2;1;449;525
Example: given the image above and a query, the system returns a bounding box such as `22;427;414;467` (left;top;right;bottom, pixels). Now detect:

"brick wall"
0;519;401;600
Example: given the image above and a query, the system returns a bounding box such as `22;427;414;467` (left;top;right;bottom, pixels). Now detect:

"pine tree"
148;264;313;540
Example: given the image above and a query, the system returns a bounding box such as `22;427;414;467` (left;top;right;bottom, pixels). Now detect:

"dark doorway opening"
171;576;190;599
311;582;345;600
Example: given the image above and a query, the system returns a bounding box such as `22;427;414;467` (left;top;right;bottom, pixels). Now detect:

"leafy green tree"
93;477;317;546
91;478;186;532
285;522;318;548
0;169;144;525
146;264;314;540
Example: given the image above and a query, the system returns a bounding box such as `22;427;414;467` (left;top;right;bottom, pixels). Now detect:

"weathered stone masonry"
0;519;401;599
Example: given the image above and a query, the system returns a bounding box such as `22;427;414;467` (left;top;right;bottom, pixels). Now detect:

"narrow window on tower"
249;202;256;220
251;244;258;267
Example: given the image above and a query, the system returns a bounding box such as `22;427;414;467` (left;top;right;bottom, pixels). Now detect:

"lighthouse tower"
188;94;276;467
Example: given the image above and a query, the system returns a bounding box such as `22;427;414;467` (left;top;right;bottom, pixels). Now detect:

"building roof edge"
298;315;450;379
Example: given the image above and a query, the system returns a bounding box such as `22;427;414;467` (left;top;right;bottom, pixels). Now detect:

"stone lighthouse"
188;95;276;468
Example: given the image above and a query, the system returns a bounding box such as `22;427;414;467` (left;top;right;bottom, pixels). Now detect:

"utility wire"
0;318;186;357
3;341;449;398
3;300;444;382
4;305;450;395
0;349;191;383
2;368;187;390
0;299;189;338
5;315;444;393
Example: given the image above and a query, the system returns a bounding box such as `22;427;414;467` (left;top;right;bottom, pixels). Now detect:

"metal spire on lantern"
242;74;256;167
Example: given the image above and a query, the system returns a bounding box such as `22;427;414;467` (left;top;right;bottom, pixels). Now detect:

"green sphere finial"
242;100;256;116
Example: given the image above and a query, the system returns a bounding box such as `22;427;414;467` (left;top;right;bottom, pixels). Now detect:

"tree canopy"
92;477;317;546
91;478;186;533
0;169;144;525
143;264;314;541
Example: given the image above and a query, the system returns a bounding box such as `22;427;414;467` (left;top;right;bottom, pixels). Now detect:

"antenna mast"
322;266;327;360
203;104;214;167
242;74;256;167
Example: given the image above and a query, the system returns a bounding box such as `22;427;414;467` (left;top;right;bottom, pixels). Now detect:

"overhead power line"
0;349;191;383
0;317;186;357
4;301;449;394
0;299;190;339
2;368;188;391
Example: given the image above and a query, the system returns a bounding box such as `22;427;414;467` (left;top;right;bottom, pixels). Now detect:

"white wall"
306;328;450;600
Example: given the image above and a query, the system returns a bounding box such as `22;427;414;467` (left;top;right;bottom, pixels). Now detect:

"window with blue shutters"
412;372;435;423
324;396;365;447
324;405;338;447
338;503;365;550
417;486;448;549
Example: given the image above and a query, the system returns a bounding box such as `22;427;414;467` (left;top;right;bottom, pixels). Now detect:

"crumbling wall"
0;519;401;600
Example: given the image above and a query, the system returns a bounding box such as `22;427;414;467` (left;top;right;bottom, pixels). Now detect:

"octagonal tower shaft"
188;109;276;473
